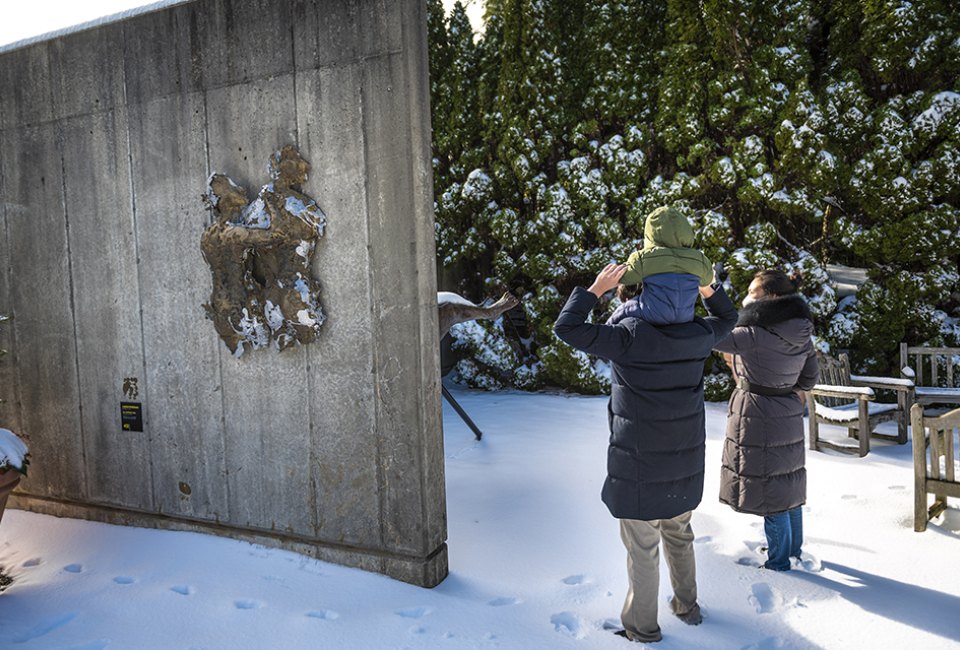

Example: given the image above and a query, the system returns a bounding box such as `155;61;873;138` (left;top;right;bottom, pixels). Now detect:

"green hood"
642;206;695;250
619;205;712;286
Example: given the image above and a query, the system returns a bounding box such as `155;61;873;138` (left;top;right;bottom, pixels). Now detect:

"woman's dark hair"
753;269;802;297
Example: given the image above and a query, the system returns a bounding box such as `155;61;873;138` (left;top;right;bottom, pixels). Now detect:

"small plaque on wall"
121;402;143;432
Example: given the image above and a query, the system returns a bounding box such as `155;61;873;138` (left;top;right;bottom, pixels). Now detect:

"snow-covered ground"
1;388;959;649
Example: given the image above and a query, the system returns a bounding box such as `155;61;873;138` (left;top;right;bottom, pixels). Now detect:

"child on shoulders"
607;206;713;326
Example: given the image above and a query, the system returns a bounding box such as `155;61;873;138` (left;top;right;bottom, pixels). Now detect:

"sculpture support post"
442;385;483;441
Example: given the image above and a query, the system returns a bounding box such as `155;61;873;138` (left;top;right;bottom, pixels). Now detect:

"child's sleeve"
619;250;644;285
696;251;713;286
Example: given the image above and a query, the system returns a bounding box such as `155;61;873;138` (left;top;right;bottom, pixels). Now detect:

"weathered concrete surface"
61;108;153;510
0;43;54;129
0;0;445;586
0;133;22;439
1;124;87;501
295;62;383;547
403;0;446;565
128;90;229;522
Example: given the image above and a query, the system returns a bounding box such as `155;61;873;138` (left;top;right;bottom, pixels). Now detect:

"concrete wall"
0;0;446;587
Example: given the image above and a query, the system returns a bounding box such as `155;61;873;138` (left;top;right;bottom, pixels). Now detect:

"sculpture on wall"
201;145;327;357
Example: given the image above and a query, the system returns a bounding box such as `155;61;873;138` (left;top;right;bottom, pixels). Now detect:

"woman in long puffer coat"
713;269;819;571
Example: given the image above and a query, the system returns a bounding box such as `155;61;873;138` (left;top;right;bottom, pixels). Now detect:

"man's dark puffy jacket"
554;286;737;521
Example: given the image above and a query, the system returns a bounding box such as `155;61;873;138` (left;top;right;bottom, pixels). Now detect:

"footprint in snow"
298;563;324;576
63;564;83;573
561;574;586;585
749;583;779;614
737;541;766;566
742;635;787;649
888;485;905;490
306;610;340;620
170;585;195;595
488;596;520;607
840;494;858;500
395;606;432;619
62;641;109;650
234;599;262;610
11;613;77;643
113;576;136;585
743;540;766;554
790;552;823;573
694;535;713;544
550;612;586;639
260;574;285;583
22;558;42;568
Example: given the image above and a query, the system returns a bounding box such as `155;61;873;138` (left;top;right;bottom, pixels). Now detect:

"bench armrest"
811;384;875;400
849;375;914;391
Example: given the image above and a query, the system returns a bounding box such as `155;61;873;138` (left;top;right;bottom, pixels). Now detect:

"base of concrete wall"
8;494;448;588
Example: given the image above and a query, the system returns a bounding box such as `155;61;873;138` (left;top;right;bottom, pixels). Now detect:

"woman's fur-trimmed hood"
736;294;814;347
736;293;812;328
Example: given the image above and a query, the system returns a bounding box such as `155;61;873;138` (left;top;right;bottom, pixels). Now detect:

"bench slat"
914;387;960;398
947;429;956;484
903;346;960;389
925;479;960;498
930;428;942;480
906;346;960;355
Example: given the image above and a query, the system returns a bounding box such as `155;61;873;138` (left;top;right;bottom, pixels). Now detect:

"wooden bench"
900;344;960;409
911;404;960;531
807;352;913;457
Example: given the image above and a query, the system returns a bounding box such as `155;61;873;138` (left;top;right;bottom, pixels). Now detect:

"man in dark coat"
554;263;737;643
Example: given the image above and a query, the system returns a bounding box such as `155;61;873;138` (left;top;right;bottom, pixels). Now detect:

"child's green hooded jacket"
620;206;712;287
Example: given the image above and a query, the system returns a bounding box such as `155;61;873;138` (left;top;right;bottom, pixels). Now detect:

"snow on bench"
808;352;911;457
814;402;898;424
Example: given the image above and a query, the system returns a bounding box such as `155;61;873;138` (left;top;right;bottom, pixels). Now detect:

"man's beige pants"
619;510;699;642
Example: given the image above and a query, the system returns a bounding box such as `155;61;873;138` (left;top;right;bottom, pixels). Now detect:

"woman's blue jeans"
763;507;802;571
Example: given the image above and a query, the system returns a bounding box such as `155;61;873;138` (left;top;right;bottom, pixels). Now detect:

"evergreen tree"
428;0;960;392
811;1;960;369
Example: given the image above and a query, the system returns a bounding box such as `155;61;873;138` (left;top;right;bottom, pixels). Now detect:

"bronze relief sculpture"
201;145;327;356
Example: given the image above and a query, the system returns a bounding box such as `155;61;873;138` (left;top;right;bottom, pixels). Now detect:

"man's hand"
588;263;628;298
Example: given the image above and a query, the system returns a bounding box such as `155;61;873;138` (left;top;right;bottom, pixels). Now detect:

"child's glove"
712;262;729;283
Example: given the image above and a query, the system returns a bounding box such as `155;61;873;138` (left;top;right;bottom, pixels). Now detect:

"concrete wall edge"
10;493;449;587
